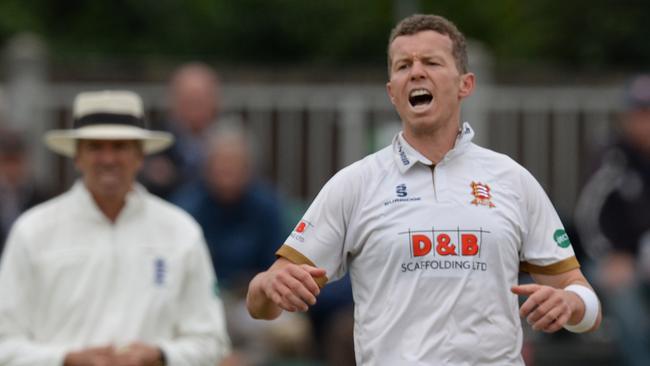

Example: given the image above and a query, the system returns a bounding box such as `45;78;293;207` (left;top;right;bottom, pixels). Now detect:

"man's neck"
87;189;127;223
95;198;125;223
402;122;460;164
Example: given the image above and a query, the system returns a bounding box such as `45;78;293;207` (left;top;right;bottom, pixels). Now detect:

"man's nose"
409;61;426;80
97;146;119;163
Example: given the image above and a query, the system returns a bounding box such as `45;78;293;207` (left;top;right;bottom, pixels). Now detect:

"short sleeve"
518;168;580;274
276;168;358;286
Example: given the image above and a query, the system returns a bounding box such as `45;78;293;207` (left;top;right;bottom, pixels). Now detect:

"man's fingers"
261;260;327;313
511;284;541;296
515;285;553;318
289;265;323;295
518;297;539;318
515;285;575;333
302;264;327;278
530;307;567;332
284;275;318;306
271;274;316;311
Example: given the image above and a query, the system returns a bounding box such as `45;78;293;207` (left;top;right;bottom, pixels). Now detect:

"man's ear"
386;81;396;105
458;72;475;99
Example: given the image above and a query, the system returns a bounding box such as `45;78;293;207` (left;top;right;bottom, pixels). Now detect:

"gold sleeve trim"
276;244;329;288
520;256;580;275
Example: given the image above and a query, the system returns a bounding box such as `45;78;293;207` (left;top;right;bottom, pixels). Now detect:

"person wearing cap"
575;75;650;366
0;91;230;366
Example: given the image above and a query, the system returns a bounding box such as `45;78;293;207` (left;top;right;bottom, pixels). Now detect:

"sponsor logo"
398;228;490;274
397;140;410;166
384;184;421;206
396;184;407;197
290;220;313;243
295;221;308;233
553;229;571;248
470;181;495;208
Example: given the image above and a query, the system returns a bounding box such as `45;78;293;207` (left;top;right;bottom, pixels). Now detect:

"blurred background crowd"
1;1;650;365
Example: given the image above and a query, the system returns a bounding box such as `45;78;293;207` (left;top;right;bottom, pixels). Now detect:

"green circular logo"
553;229;571;248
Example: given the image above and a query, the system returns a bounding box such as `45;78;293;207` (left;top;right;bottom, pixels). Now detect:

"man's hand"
247;258;326;319
63;345;116;366
511;284;580;333
63;343;163;366
114;342;164;366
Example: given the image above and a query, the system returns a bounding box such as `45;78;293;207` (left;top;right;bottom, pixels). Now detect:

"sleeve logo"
553;229;571;248
291;220;314;243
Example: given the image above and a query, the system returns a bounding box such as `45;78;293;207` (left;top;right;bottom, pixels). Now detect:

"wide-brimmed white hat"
44;90;174;157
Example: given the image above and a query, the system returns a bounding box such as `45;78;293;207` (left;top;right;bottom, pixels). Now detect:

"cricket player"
247;14;601;365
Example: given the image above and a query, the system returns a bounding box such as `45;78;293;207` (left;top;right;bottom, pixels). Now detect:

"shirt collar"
71;180;145;223
392;122;475;173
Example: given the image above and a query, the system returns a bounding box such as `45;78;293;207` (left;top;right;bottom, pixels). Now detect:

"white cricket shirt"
0;181;230;366
278;123;579;366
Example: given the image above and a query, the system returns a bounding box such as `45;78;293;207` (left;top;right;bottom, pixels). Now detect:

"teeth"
409;89;431;97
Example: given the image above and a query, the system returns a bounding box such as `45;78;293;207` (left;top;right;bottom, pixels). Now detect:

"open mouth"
408;89;433;108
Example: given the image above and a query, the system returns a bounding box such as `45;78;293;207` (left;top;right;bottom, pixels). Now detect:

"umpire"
0;90;230;366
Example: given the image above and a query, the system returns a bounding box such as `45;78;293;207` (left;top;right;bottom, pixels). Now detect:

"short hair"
387;14;469;76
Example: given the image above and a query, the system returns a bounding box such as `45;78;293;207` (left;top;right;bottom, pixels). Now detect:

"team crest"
470;181;495;208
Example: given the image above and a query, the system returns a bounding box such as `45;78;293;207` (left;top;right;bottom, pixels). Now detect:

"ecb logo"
154;258;166;286
396;184;407;197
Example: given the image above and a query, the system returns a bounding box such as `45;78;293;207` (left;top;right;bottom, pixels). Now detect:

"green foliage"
1;0;649;73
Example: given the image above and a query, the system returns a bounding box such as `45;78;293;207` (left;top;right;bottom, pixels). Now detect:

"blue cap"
625;74;650;110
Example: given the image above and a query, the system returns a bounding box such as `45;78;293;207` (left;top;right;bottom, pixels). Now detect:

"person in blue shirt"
173;124;287;293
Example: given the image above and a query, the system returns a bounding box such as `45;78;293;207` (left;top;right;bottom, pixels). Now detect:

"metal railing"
40;83;624;215
1;79;624;217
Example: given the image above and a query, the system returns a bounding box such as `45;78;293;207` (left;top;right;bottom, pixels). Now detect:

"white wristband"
563;284;600;333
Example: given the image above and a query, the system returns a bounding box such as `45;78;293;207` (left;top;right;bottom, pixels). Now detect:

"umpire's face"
75;139;143;203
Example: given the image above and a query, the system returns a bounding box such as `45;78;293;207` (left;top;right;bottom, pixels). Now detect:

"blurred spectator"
0;91;230;365
172;124;311;364
575;74;650;366
0;128;51;257
141;61;221;199
172;123;285;292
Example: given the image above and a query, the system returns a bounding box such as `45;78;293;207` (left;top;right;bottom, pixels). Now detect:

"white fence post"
463;40;494;147
3;33;50;185
339;95;366;168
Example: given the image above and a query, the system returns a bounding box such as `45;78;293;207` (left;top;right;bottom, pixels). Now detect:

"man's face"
74;139;143;201
171;75;218;134
206;141;251;203
386;30;474;137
